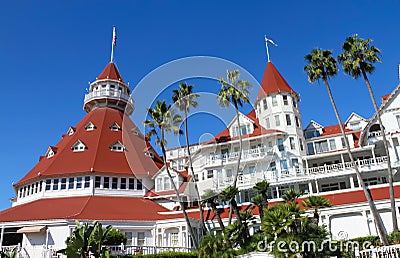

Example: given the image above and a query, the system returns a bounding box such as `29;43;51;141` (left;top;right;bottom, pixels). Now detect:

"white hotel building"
0;53;400;257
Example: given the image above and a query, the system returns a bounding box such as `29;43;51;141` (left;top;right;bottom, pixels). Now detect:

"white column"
349;175;355;189
179;226;182;247
314;180;319;194
308;182;313;194
0;225;4;249
372;147;377;164
275;186;280;198
341;153;346;170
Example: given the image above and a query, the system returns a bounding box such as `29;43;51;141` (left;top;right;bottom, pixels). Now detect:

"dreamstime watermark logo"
256;232;372;253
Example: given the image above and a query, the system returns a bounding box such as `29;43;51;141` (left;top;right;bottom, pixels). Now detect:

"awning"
17;226;47;234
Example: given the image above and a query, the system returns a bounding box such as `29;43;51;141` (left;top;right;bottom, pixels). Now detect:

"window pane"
283;95;288;105
76;177;82;188
278;138;284;151
95;176;101;188
129;178;135;189
275;115;280;126
68;178;74;189
84;176;90;188
61;178;67;190
263;99;268;110
286;114;291;126
329;139;336;150
280;160;288;170
104;177;110;189
290;137;295;150
272;96;277;106
120;178;126;189
112;177;118;189
137;180;142;190
307;143;315;155
53;179;59;190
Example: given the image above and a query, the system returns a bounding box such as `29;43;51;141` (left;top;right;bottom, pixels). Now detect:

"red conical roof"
16;107;162;186
256;62;299;101
97;62;124;82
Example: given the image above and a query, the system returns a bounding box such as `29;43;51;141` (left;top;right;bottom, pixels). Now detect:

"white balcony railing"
84;89;132;104
206;147;274;166
211;156;389;189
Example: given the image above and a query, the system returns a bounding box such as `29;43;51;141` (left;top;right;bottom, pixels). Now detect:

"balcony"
209;156;390;190
205;147;274;167
84;89;132;104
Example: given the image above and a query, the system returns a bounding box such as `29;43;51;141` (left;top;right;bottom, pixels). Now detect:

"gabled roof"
256;62;299;102
321;124;352;137
16;107;163;186
359;83;400;145
96;62;124;83
207;109;283;144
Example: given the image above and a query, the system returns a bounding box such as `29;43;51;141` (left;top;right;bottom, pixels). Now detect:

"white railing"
212;156;389;189
357;244;400;257
108;244;193;255
84;89;132;103
207;147;273;166
307;156;388;175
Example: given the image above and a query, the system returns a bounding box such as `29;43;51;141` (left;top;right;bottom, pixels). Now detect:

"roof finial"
110;26;117;63
264;35;278;63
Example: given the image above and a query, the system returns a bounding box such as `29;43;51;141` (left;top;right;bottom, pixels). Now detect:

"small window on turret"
85;122;96;131
283;95;288;105
263;99;268;110
272;96;278;107
110;122;121;131
110;141;125;152
71;140;86;152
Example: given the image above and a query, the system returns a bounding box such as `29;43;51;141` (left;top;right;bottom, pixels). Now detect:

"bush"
388;232;400;244
104;229;127;245
129;252;197;258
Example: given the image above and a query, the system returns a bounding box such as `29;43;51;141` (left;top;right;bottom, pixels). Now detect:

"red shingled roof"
209;109;282;144
97;62;124;83
321;124;352;136
16;107;163;186
203;184;400;220
257;62;299;101
0;196;170;222
382;93;391;101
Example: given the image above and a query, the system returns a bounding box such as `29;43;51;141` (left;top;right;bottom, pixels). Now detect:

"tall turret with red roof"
254;61;306;158
83;62;134;115
10;60;163;209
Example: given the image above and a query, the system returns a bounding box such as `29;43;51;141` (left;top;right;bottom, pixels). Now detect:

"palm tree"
251;194;265;219
172;82;207;234
262;203;294;239
201;189;225;231
253;180;270;211
217;69;252;187
219;186;242;226
302;195;332;224
338;34;398;233
144;100;199;249
282;189;302;204
304;48;389;245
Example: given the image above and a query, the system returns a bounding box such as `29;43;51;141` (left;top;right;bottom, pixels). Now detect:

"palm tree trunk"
184;108;207;235
160;141;199;249
229;102;243;225
323;78;389;245
261;192;268;210
362;68;398;233
210;202;225;231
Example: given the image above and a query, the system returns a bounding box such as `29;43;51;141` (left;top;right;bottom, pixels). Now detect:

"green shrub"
104;229;127;245
388;232;400;244
129;251;197;258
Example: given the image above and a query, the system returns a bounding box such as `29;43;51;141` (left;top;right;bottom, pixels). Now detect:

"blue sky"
0;0;400;210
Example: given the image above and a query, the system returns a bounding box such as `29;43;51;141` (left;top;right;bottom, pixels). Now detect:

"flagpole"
110;26;116;63
264;35;277;63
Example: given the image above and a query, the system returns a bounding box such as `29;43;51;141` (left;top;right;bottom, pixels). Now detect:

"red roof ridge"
256;62;299;102
96;62;124;83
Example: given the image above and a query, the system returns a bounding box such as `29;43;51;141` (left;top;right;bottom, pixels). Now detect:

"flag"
265;35;278;46
112;27;117;46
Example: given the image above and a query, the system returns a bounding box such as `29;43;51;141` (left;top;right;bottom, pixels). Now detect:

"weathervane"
110;26;117;63
264;35;278;62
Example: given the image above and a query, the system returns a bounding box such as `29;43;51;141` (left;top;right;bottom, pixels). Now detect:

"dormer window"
71;140;86;152
67;126;76;136
45;146;57;158
145;151;154;158
85;122;95;131
110;141;125;152
110;122;121;131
